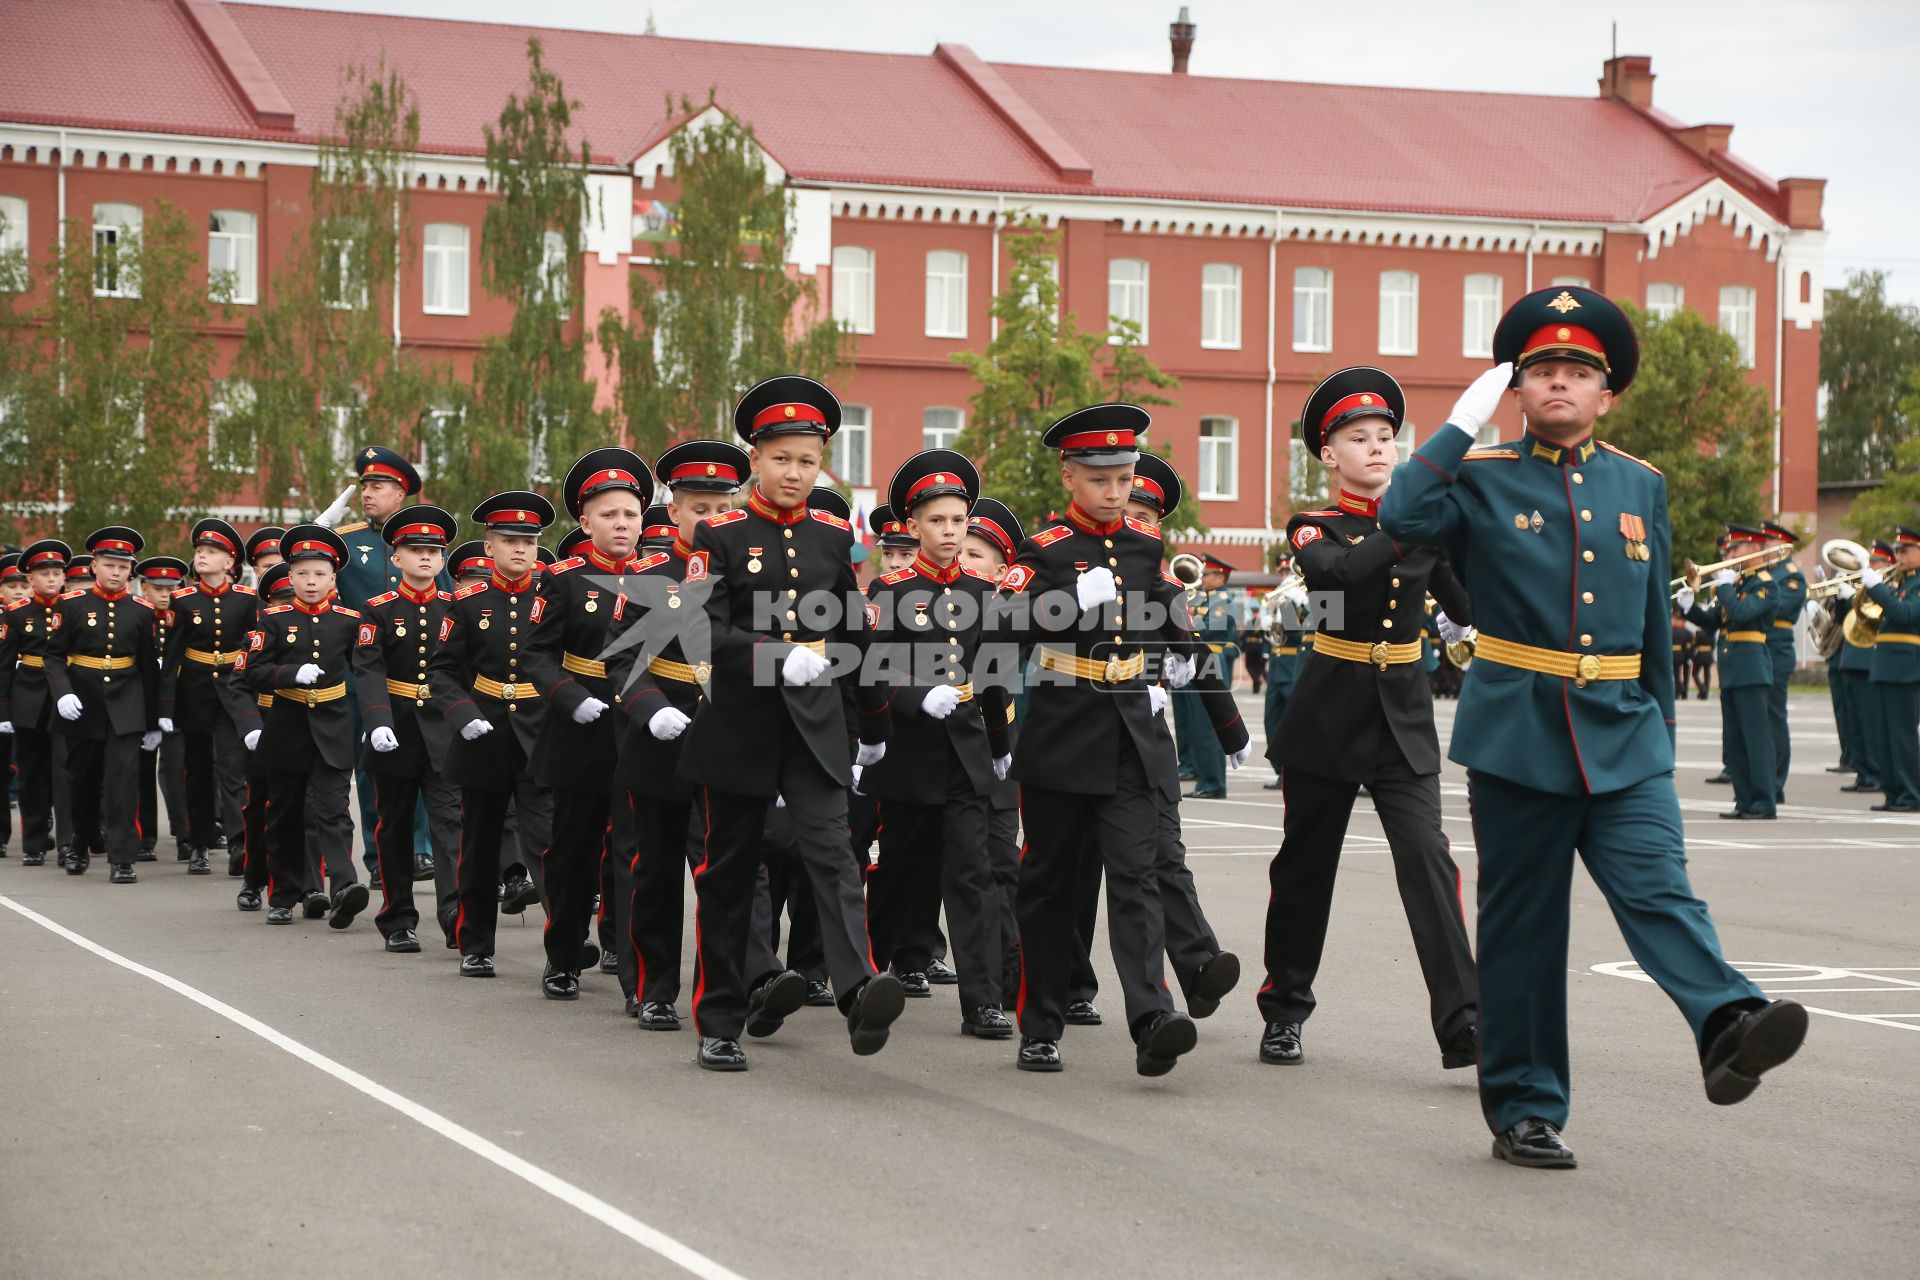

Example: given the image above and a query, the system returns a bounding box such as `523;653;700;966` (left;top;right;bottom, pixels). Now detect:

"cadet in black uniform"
640;506;677;554
0;539;75;866
0;552;22;858
1257;369;1478;1070
136;555;190;865
233;562;294;911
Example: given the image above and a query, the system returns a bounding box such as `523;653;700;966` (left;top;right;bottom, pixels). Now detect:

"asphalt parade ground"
2;691;1913;1280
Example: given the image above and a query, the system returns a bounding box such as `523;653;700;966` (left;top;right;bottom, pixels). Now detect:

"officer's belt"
1878;633;1920;646
255;693;272;709
1772;619;1795;630
386;678;433;701
17;653;42;668
1036;646;1145;684
1311;635;1422;669
647;655;710;685
1474;634;1641;688
1274;646;1299;656
1206;643;1225;653
1723;631;1768;644
67;654;137;671
562;652;608;679
473;675;538;701
275;683;347;706
185;647;239;666
787;638;827;655
1672;644;1686;652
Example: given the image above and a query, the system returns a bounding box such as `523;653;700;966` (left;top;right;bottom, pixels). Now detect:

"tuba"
1169;551;1204;600
1807;539;1870;659
1843;567;1898;649
1262;570;1308;647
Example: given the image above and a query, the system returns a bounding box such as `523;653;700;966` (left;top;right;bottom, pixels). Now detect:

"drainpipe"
990;193;1004;341
1772;245;1785;515
56;129;68;517
1524;221;1539;291
1264;208;1280;535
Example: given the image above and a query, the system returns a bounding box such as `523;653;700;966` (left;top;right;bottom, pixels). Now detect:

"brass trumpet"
1169;551;1205;601
1668;544;1787;598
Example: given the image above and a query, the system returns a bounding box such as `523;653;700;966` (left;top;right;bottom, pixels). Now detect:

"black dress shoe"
385;928;421;954
698;1038;747;1072
541;965;580;1000
412;853;434;882
500;875;540;915
1871;801;1920;812
109;864;137;885
1492;1118;1577;1169
803;979;835;1007
368;867;382;891
65;852;90;875
303;890;329;919
1064;1000;1102;1026
625;995;640;1019
174;843;188;861
1839;783;1880;793
1705;771;1732;784
847;973;906;1056
926;958;959;985
1259;1021;1303;1065
266;906;294;925
235;888;262;912
745;970;808;1038
1441;1023;1479;1069
227;847;245;877
1177;770;1197;782
23;850;46;866
961;1005;1014;1039
1186;951;1241;1019
1017;1037;1063;1072
460;955;496;978
136;846;157;862
896;970;932;999
329;882;370;931
1134;1010;1197;1078
1825;764;1853;773
209;833;228;850
1182;788;1227;799
1262;777;1285;790
187;848;211;875
598;950;620;976
56;844;73;869
1702;999;1808;1105
575;941;601;971
1718;809;1774;820
639;1001;682;1031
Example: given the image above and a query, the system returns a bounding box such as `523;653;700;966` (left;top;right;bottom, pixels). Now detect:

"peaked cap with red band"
656;439;749;495
379;503;457;549
137;555;189;582
278;523;348;567
888;448;979;519
354;444;423;496
1299;366;1405;455
258;562;293;598
965;497;1025;561
86;525;145;562
564;447;654;519
558;525;593;558
807;486;852;522
866;503;918;548
1493;284;1639;392
191;518;242;558
471;491;556;536
65;555;94;580
21;538;71;572
1042;403;1148;466
733;374;841;444
1129;453;1184;520
245;526;286;565
447;540;494;580
639;507;677;549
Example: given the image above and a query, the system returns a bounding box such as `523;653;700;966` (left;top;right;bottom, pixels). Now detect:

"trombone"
1668;544;1788;599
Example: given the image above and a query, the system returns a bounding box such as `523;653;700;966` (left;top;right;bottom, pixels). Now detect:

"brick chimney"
1779;177;1826;230
1169;6;1196;74
1598;54;1654;108
1671;123;1734;160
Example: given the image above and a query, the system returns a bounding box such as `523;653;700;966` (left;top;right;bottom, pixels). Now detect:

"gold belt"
386;678;433;701
18;653;43;668
1772;619;1795;630
474;675;538;701
949;681;975;702
562;652;607;679
1036;646;1145;685
1724;630;1768;643
1311;634;1422;669
1273;646;1298;655
67;654;137;671
788;638;826;655
647;654;712;685
1879;633;1920;646
275;683;347;706
1474;634;1641;689
1206;643;1225;653
255;693;272;709
185;647;238;666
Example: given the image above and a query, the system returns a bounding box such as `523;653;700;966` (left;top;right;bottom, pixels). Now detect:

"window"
923;406;963;450
536;229;569;306
318;224;365;310
422;222;469;315
322;393;364;469
1396;419;1416;463
1462;273;1501;358
925;250;967;338
1292;266;1332;351
1378;270;1418;355
1108;257;1149;343
0;195;26;291
207;210;257;304
834;404;872;485
1201;263;1241;349
1719;285;1757;366
1550;275;1591;288
1021;255;1060;313
1198;416;1238;500
832;245;875;334
209;380;254;471
92;202;141;297
1646;282;1683;321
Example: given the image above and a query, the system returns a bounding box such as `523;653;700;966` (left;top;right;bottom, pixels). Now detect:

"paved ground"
2;692;1914;1279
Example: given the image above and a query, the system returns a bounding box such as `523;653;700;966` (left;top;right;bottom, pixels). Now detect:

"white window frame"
1292;266;1332;352
422;222;470;316
1108;257;1150;344
1461;272;1501;359
925;250;967;339
208;209;257;305
1198;416;1238;501
208;380;254;471
1719;285;1757;367
832;245;875;335
1378;269;1419;356
834;404;872;486
1550;275;1592;288
536;229;569;306
1396;419;1417;463
0;195;27;292
92;202;142;298
1646;281;1683;322
922;406;964;451
1201;262;1242;350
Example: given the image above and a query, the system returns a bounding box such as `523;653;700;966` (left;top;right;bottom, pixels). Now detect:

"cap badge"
363;447;378;459
1557;326;1572;341
783;405;797;419
1105;433;1118;445
1360;394;1374;406
706;463;717;475
1547;291;1581;313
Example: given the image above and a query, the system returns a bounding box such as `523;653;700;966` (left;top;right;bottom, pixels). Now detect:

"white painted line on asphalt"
1590;960;1920;1035
0;894;749;1280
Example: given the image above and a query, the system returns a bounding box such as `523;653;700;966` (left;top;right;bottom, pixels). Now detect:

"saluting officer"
232;562;295;912
1861;528;1920;812
1761;521;1806;804
1382;285;1804;1169
44;528;163;882
0;539;76;866
1257;368;1478;1071
135;555;191;865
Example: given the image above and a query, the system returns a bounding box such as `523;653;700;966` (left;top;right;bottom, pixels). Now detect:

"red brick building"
1;1;1826;565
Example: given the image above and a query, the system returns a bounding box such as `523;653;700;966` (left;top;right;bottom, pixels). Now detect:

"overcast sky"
259;0;1920;308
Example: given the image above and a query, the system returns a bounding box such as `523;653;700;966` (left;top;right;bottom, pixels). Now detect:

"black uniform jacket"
160;580;258;729
427;571;551;789
43;585;160;740
0;591;66;728
221;595;360;772
351;582;455;778
1275;494;1470;782
525;547;635;793
606;541;707;802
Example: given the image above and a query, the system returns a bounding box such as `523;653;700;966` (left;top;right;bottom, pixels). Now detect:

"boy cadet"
639;506;678;553
644;375;900;1072
1381;284;1805;1169
1761;521;1806;803
232;562;294;912
136;555;191;864
0;553;21;857
1258;367;1478;1072
0;539;75;866
1860;528;1920;812
867;504;921;576
44;527;163;883
429;493;558;978
352;504;462;953
159;519;256;872
245;527;285;581
224;526;371;928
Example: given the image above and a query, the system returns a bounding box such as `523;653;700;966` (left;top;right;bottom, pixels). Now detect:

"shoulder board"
366;590;400;607
130;596;155;610
333;520;369;535
454;581;489;599
1756;570;1773;583
436;590;453;600
810;509;851;531
703;509;748;527
60;588;87;599
1598;441;1661;475
173;585;200;600
1031;525;1073;548
1161;570;1184;588
1463;448;1520;461
330;604;361;618
1295;509;1339;521
4;598;26;612
631;551;671;573
233;583;256;595
263;603;293;615
548;556;585;575
878;567;915;586
959;565;991;582
1124;516;1162;539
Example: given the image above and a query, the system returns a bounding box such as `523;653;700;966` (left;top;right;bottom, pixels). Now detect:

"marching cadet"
994;404;1247;1076
428;492;558;978
65;555;94;589
1183;553;1241;799
351;504;463;953
1701;531;1736;786
245;527;285;582
0;553;21;857
1382;284;1803;1169
233;562;294;912
158;519;255;874
44;528;163;882
867;504;920;576
1682;525;1778;820
136;555;191;865
1761;521;1806;804
640;505;677;553
1260;547;1305;791
222;526;371;928
0;539;74;866
641;375;901;1073
605;438;749;1027
1860;528;1920;812
1257;368;1478;1071
1837;542;1893;796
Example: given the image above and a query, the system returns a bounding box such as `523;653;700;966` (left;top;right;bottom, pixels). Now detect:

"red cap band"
904;471;964;507
1899;531;1920;547
144;567;184;580
669;462;740;483
195;530;236;553
750;402;828;431
578;469;639;498
1321;391;1392;430
968;517;1013;556
486;509;538;527
389;522;446;542
289;540;338;562
363;462;408;484
643;523;676;540
1130;475;1165;507
455;555;494;574
1058;428;1136;452
94;539;135;555
26;550;64;568
1518;323;1609;370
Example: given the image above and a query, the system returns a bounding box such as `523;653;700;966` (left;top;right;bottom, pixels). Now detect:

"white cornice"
1634;177;1788;262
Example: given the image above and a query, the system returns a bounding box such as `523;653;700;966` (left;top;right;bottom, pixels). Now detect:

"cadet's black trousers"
264;763;350;910
454;774;552;959
136;732;185;850
15;726;59;856
371;768;460;938
1068;794;1225;1007
65;732;141;866
869;776;1000;1012
183;708;246;849
986;804;1021;987
760;811;826;981
627;793;698;1005
546;787;614;975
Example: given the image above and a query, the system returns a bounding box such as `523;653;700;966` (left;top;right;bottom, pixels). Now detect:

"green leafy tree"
1842;370;1920;539
1819;270;1920;482
598;99;844;460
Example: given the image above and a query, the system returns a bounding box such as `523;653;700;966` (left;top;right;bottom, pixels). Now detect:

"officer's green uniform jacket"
1768;559;1806;676
1194;587;1240;670
1865;571;1920;683
1378;427;1674;795
1713;568;1777;689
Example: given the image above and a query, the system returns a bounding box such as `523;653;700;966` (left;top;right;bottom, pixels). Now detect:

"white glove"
1229;744;1251;770
1446;362;1513;438
1075;566;1117;611
855;741;885;768
460;717;493;741
648;706;690;741
850;763;864;793
1675;586;1696;614
1434;611;1467;646
315;481;359;527
369;726;399;753
992;754;1011;781
140;730;162;752
781;645;830;685
774;793;787;809
1711;569;1737;589
1860;566;1884;590
294;663;323;686
57;694;83;721
244;729;261;751
158;717;176;734
1840;584;1857;602
1164;654;1195;690
1148;684;1168;716
571;696;608;725
921;684;961;720
0;721;12;735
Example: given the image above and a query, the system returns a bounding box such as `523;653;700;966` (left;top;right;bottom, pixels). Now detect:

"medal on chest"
1619;513;1648;561
286;627;300;644
913;602;929;627
747;547;764;574
666;585;681;609
86;612;98;628
584;589;599;614
193;613;204;625
394;622;407;637
478;609;492;631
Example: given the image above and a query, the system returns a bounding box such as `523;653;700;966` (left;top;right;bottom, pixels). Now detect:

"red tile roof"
0;0;1778;225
